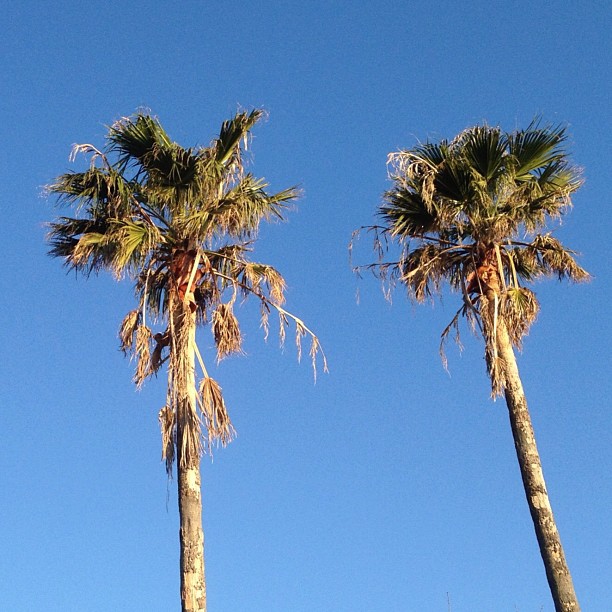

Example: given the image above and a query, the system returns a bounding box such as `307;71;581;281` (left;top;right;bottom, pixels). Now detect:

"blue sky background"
2;1;610;610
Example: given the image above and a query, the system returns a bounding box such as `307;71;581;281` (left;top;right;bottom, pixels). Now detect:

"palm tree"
47;110;326;612
355;120;588;611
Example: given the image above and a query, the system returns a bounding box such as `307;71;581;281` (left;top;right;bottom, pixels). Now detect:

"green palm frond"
380;188;439;237
214;109;264;166
432;155;474;204
180;176;296;240
50;167;135;218
508;119;567;180
107;113;173;173
212;178;296;236
460;125;507;182
108;219;161;275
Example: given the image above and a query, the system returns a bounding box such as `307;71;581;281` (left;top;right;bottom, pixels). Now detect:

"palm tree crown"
48;109;326;467
357;119;589;393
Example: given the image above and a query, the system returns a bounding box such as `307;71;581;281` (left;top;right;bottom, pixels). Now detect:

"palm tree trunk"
172;302;207;612
494;317;580;612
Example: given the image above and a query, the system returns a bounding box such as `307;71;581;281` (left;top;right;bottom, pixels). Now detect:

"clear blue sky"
2;1;610;610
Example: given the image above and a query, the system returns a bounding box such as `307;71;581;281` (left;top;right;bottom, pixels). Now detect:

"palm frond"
107;113;173;174
501;287;539;348
198;377;235;449
460;125;506;181
158;405;175;476
182;176;296;240
119;309;141;353
49;167;134;219
214;109;264;166
508;119;567;179
211;302;243;361
380;188;439;237
526;234;591;281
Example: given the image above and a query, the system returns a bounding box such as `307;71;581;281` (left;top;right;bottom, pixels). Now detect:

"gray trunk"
172;303;207;612
494;314;580;612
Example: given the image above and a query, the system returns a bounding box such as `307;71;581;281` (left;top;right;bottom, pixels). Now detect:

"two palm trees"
48;114;586;611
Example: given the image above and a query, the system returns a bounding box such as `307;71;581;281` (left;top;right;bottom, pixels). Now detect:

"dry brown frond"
178;400;203;468
165;302;203;468
480;294;506;398
486;351;505;398
134;324;153;387
309;335;329;381
260;301;271;341
278;309;328;379
295;319;306;362
158;405;175;476
212;302;243;361
198;377;235;450
501;287;540;349
119;309;140;353
266;267;286;305
439;309;464;372
243;263;263;293
278;311;289;347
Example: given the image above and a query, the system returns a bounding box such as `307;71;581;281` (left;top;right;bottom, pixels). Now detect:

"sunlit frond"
107;113;173;174
508;119;568;179
198;377;235;450
460;124;506;181
525;234;591;282
119;309;140;354
211;302;243;361
501;287;539;348
214;109;264;166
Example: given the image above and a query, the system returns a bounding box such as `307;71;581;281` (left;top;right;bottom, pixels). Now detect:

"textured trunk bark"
173;303;207;612
494;316;580;611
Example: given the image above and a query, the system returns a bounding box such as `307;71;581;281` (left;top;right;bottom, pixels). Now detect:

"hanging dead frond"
479;293;506;398
165;302;204;468
178;399;203;468
295;319;306;362
198;377;235;450
133;324;153;387
264;266;286;305
501;287;540;349
119;309;140;354
212;302;243;361
158;405;175;476
278;311;289;347
209;266;327;380
309;335;328;382
260;300;271;341
276;307;328;379
439;307;465;372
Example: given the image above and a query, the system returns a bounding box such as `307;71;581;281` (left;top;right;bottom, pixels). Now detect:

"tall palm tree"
47;110;326;612
355;120;588;611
